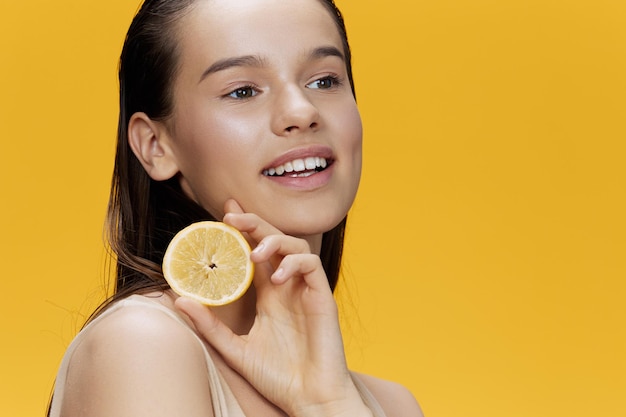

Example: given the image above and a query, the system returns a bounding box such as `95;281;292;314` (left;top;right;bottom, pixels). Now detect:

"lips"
263;156;329;177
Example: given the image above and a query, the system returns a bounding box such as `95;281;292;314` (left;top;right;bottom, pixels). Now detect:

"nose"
271;84;320;136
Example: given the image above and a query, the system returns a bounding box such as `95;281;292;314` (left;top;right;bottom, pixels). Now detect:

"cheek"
172;108;239;173
350;110;364;188
335;105;363;198
174;126;263;215
344;106;363;160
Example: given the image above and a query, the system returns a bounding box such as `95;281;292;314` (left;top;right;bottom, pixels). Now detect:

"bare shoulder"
354;372;425;417
60;300;214;417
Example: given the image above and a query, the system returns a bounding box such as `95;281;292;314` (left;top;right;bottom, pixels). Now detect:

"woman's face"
163;0;362;239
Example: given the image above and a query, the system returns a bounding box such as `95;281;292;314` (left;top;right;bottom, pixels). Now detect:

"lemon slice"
162;221;254;306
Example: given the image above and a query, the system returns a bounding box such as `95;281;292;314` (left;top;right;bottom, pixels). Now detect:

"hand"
175;200;372;417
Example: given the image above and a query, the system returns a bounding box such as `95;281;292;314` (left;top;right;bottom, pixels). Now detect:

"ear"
128;112;179;181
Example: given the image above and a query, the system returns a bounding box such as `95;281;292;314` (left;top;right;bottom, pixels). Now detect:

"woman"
48;0;424;415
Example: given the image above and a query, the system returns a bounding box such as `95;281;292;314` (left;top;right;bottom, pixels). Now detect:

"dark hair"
102;0;355;315
47;2;354;413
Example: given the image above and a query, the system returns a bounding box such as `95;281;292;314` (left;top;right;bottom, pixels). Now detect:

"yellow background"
1;0;624;416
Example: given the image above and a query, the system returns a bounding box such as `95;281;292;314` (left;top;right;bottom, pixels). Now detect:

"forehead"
175;0;343;66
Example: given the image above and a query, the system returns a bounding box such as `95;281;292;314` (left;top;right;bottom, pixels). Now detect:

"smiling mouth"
263;157;331;178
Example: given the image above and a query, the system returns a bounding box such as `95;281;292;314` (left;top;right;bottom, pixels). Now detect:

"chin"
273;212;346;238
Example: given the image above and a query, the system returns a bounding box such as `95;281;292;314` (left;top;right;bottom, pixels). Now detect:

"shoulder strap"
49;295;245;417
351;373;389;417
120;296;242;415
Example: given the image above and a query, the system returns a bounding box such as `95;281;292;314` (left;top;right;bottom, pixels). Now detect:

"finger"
250;234;311;263
223;211;284;245
223;198;244;216
174;297;246;371
248;237;317;297
271;254;329;291
222;199;257;247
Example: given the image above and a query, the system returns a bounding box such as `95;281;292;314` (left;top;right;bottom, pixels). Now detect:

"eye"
306;75;341;90
227;86;258;99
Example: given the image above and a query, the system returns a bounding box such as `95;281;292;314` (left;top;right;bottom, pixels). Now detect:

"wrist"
291;387;374;417
294;403;373;417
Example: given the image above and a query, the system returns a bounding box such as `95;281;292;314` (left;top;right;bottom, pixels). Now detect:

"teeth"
293;159;305;172
263;157;329;176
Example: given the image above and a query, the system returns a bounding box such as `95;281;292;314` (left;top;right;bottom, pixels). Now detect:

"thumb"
174;297;245;369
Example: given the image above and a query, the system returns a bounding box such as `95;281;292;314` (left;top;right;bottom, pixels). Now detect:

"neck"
303;232;323;255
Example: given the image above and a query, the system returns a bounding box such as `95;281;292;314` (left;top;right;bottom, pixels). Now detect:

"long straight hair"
47;1;355;413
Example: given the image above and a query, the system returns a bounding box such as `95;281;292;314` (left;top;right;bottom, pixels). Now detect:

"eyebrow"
310;45;345;62
198;46;345;84
198;55;265;83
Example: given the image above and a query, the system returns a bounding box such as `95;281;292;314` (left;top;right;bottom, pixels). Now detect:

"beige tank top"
49;295;387;416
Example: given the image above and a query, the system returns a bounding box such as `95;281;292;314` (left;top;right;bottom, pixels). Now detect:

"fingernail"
273;267;284;280
252;242;265;254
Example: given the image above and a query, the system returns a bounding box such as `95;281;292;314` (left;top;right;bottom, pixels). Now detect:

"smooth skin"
62;202;422;417
130;0;363;243
60;0;425;415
